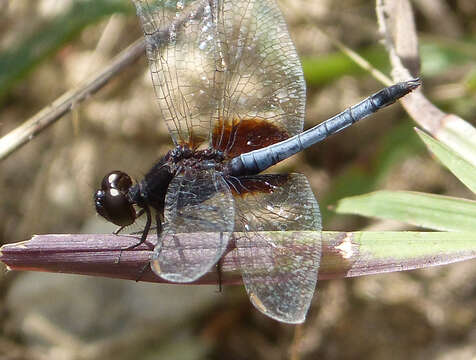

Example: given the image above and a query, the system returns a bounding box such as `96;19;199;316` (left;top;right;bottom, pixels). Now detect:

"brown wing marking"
212;118;289;158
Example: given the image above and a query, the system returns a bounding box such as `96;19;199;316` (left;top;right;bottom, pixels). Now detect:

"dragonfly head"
94;171;136;227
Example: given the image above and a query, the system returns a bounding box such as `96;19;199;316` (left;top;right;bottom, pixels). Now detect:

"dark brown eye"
95;171;136;227
101;171;133;192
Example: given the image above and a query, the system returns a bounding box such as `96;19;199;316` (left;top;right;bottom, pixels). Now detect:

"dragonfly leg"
133;212;163;282
121;206;152;251
113;225;125;235
134;262;152;282
216;258;223;293
117;206;152;263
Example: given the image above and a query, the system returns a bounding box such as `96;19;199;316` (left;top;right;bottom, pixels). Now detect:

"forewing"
230;173;321;323
211;0;306;156
132;0;215;146
132;0;305;151
151;169;234;282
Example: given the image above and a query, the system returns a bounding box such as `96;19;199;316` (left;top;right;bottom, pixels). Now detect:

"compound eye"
94;188;136;227
101;171;133;192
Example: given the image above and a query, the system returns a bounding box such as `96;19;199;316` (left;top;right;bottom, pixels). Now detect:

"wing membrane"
230;173;321;323
133;0;317;321
151;169;234;282
132;0;305;151
211;0;306;154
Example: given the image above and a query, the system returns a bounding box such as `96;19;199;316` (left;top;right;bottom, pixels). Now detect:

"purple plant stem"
1;231;475;285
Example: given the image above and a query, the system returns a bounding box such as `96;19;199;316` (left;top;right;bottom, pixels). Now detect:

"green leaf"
0;0;133;101
416;128;476;193
334;190;476;231
435;116;476;168
301;45;391;86
420;41;476;77
321;231;476;278
302;37;476;87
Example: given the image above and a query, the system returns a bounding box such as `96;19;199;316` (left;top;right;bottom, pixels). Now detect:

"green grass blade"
322;231;476;279
416;128;476;193
0;0;133;101
435;116;476;168
335;191;476;231
301;45;391;86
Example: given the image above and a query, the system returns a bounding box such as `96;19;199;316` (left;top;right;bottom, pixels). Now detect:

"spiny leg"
122;206;152;251
216;258;223;293
117;206;152;263
134;212;163;282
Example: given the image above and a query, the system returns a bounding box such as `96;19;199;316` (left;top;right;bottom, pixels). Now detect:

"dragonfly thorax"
169;145;226;173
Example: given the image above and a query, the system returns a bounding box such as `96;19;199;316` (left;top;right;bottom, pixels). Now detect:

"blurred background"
1;0;476;359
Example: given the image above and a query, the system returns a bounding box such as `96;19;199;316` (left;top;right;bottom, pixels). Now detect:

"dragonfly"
94;0;420;323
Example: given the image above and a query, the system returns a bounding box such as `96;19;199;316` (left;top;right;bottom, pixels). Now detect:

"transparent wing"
229;173;321;323
132;0;305;151
151;169;234;282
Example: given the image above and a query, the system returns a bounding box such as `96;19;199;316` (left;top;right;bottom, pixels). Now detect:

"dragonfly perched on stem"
94;0;420;323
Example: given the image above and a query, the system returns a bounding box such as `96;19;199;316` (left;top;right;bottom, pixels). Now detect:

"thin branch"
284;1;392;86
0;39;145;161
0;0;208;161
315;25;393;86
376;0;420;82
375;0;476;167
